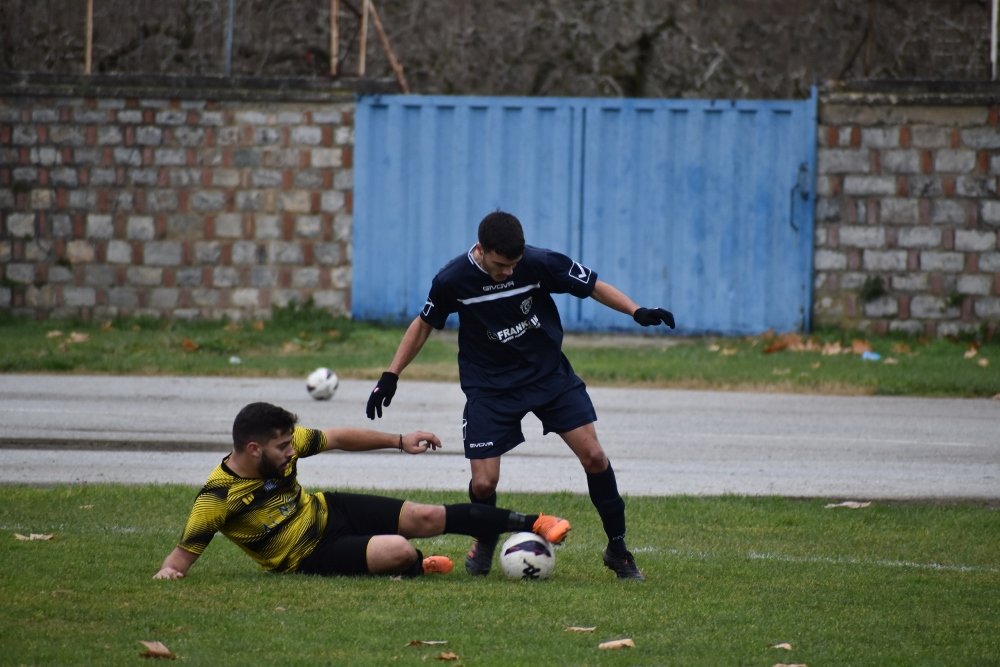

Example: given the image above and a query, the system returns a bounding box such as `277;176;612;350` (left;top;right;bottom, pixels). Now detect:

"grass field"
1;306;998;397
2;307;998;665
2;486;998;666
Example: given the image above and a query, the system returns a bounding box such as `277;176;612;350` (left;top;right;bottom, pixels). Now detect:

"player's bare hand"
633;306;675;329
401;430;441;454
153;567;185;580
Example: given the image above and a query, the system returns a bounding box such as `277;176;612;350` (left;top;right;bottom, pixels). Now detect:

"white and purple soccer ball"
499;532;556;580
305;367;339;400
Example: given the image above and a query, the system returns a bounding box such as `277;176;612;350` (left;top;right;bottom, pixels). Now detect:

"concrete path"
1;374;997;499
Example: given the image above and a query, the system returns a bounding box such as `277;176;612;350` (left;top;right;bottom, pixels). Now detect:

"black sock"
468;481;500;544
401;548;425;577
587;463;628;554
444;503;537;536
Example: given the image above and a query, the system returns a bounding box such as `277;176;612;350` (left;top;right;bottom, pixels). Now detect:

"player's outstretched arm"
323;427;442;454
366;317;434;419
153;546;199;580
591;279;675;329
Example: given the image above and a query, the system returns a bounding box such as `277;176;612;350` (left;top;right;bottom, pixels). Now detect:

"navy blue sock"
587;463;628;555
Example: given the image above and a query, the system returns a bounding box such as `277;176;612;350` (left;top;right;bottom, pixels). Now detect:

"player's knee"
382;537;418;571
470;478;498;500
578;450;609;473
408;503;445;533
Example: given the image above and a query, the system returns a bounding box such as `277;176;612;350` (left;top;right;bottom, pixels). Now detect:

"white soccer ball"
305;367;339;400
499;532;556;580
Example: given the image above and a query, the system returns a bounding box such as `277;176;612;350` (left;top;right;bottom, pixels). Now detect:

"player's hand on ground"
152;567;185;580
366;371;399;419
401;430;442;454
633;307;675;329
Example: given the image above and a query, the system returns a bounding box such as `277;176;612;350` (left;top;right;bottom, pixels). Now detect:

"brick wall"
814;84;1000;337
0;75;358;320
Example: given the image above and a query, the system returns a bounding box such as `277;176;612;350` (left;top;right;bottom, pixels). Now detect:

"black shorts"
463;364;597;459
296;492;404;576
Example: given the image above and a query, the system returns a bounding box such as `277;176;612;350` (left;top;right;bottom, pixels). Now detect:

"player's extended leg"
560;423;645;581
466;457;502;575
394;500;570;569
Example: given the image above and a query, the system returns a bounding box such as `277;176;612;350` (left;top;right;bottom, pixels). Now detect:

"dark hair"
232;402;297;451
478;211;525;260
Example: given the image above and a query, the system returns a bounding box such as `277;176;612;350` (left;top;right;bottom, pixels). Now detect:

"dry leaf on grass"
406;640;448;646
720;347;737;356
46;330;63;338
598;638;635;650
14;533;54;541
565;626;597;633
68;331;89;343
824;501;871;509
821;341;843;356
771;642;794;650
773;663;808;667
883;357;899;365
964;344;979;359
436;651;459;661
976;358;989;368
181;338;199;353
851;339;872;355
138;640;176;659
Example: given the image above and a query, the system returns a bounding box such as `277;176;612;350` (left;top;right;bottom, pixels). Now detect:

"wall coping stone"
0;71;392;103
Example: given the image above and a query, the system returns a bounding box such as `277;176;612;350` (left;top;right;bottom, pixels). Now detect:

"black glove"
633;307;675;329
366;371;399;419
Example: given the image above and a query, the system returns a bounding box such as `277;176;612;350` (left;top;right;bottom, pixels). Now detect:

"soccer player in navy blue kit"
366;211;675;580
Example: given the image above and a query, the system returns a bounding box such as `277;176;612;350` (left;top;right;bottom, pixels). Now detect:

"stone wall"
0;74;359;320
813;83;1000;338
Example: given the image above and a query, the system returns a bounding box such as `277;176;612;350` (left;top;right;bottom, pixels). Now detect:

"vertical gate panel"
576;97;815;334
354;96;580;322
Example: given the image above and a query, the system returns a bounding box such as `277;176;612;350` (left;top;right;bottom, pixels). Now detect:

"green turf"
1;486;997;666
1;305;997;397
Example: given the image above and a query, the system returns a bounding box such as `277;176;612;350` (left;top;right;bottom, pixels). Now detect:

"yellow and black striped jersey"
176;426;329;572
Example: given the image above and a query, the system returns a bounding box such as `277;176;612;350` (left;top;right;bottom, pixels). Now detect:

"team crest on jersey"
568;261;592;284
520;297;532;315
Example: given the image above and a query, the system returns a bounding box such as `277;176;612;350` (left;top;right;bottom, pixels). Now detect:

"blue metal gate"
353;91;817;335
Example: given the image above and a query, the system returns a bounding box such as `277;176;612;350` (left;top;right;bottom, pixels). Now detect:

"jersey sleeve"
536;247;598;298
177;482;228;555
418;276;453;330
292;426;327;458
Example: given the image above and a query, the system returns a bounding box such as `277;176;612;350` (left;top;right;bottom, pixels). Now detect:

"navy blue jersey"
420;245;597;392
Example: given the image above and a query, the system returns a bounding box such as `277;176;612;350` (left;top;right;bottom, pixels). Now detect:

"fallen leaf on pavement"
598;638;635;650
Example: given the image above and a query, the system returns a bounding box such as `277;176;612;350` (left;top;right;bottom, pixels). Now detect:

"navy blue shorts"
462;366;597;459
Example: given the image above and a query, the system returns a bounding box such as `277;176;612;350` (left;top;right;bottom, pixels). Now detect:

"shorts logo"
468;441;494;449
569;261;592;284
520;297;532;315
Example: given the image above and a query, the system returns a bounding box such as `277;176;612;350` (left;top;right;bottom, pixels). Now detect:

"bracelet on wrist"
398;433;403;453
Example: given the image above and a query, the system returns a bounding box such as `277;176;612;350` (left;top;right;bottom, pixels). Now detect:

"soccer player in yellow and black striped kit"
153;402;570;579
